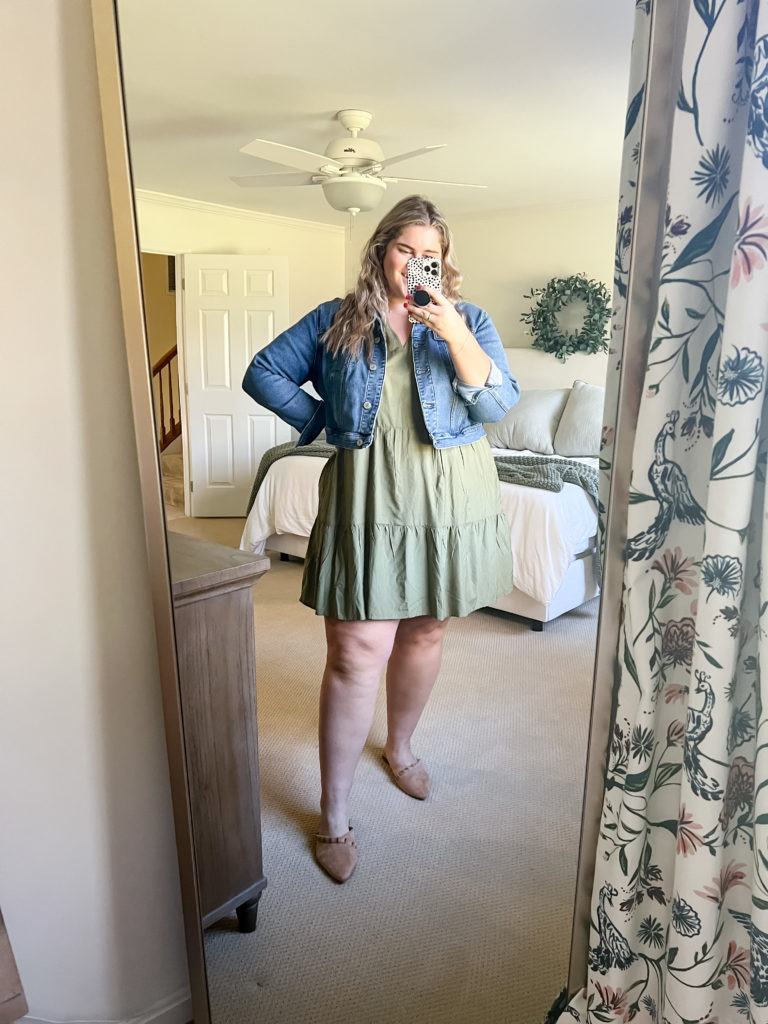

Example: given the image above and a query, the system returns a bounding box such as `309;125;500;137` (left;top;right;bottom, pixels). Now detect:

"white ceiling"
116;0;637;226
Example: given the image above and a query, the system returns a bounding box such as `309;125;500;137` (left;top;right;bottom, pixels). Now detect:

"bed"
239;348;607;628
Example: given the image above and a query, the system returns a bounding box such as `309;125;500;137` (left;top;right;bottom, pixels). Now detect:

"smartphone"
406;256;442;324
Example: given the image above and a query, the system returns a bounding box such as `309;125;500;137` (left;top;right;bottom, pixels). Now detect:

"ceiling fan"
231;108;486;216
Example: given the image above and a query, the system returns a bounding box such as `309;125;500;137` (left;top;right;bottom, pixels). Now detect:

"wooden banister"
152;345;182;451
152;345;178;376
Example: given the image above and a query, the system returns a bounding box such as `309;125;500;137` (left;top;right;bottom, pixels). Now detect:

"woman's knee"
394;615;450;651
324;618;398;679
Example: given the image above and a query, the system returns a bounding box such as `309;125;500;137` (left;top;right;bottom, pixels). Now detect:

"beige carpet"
176;525;598;1024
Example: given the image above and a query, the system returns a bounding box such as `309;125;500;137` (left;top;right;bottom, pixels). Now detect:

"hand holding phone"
406;257;442;324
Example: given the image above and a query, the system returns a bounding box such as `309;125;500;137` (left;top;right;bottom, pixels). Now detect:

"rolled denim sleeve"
242;302;332;444
451;307;520;423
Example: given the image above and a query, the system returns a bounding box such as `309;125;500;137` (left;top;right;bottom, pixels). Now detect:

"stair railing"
151;345;182;451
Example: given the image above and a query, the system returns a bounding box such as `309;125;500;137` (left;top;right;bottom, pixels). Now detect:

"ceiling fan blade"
239;137;341;173
231;172;319;188
383;175;487;189
374;145;446;170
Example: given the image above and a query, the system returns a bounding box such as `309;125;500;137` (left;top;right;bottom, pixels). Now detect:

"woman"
243;195;519;882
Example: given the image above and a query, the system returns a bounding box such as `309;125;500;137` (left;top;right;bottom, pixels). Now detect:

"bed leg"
530;620;544;632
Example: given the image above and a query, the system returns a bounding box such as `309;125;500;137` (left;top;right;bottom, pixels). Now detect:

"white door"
180;254;291;517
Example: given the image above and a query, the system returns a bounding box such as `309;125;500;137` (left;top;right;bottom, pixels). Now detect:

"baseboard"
21;987;193;1024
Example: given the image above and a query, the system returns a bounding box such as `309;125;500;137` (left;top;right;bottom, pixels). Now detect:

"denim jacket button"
363;401;372;409
369;363;377;371
356;439;363;447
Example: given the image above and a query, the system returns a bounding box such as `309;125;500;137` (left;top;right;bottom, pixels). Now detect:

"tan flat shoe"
314;826;358;882
382;753;430;800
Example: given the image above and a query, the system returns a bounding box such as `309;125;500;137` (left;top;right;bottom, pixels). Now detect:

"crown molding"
135;190;345;235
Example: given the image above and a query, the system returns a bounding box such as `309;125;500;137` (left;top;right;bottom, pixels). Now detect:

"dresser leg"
236;895;262;933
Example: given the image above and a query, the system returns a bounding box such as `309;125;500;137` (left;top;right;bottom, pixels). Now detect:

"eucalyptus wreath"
520;274;611;362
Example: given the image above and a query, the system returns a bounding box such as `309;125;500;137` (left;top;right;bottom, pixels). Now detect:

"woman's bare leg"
384;616;450;769
318;617;400;838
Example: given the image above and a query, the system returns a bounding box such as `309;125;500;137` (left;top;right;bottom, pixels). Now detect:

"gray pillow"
553;380;605;457
484;388;570;454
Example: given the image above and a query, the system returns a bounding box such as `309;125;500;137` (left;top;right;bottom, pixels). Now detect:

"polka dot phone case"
406;256;442;324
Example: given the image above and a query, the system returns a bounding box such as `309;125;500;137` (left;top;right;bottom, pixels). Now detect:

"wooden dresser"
167;531;270;932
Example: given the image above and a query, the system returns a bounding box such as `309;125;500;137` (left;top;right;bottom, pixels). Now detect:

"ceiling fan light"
321;175;386;213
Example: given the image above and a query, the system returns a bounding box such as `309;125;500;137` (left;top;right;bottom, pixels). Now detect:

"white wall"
0;2;189;1021
344;197;618;347
449;199;617;346
136;191;346;323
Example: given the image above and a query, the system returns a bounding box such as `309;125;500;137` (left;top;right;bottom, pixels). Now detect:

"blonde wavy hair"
323;195;463;359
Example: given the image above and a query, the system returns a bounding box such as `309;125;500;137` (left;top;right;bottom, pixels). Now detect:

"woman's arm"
407;286;491;380
242;301;336;442
406;290;520;422
441;320;491;386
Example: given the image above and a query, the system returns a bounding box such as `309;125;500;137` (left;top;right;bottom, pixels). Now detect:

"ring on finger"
424;310;432;323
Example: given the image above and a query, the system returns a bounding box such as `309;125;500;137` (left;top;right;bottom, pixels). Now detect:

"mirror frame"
90;1;210;1019
89;0;690;1015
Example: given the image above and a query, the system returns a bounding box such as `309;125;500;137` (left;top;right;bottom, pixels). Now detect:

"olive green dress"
300;324;514;620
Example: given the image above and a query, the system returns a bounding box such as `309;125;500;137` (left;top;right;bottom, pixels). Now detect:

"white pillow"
553;380;605;457
484;388;570;454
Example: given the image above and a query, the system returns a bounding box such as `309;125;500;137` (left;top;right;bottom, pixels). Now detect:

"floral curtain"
558;1;768;1022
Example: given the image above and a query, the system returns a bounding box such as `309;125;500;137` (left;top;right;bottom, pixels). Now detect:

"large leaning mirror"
93;1;640;1020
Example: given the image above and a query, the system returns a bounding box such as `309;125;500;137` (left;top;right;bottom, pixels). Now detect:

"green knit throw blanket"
493;453;599;508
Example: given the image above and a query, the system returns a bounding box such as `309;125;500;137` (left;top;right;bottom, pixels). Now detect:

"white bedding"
240;450;598;606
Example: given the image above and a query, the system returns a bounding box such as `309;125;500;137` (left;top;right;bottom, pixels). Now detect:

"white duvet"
239;450;598;606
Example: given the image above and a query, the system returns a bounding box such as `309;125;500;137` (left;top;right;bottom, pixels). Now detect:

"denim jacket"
242;298;520;450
